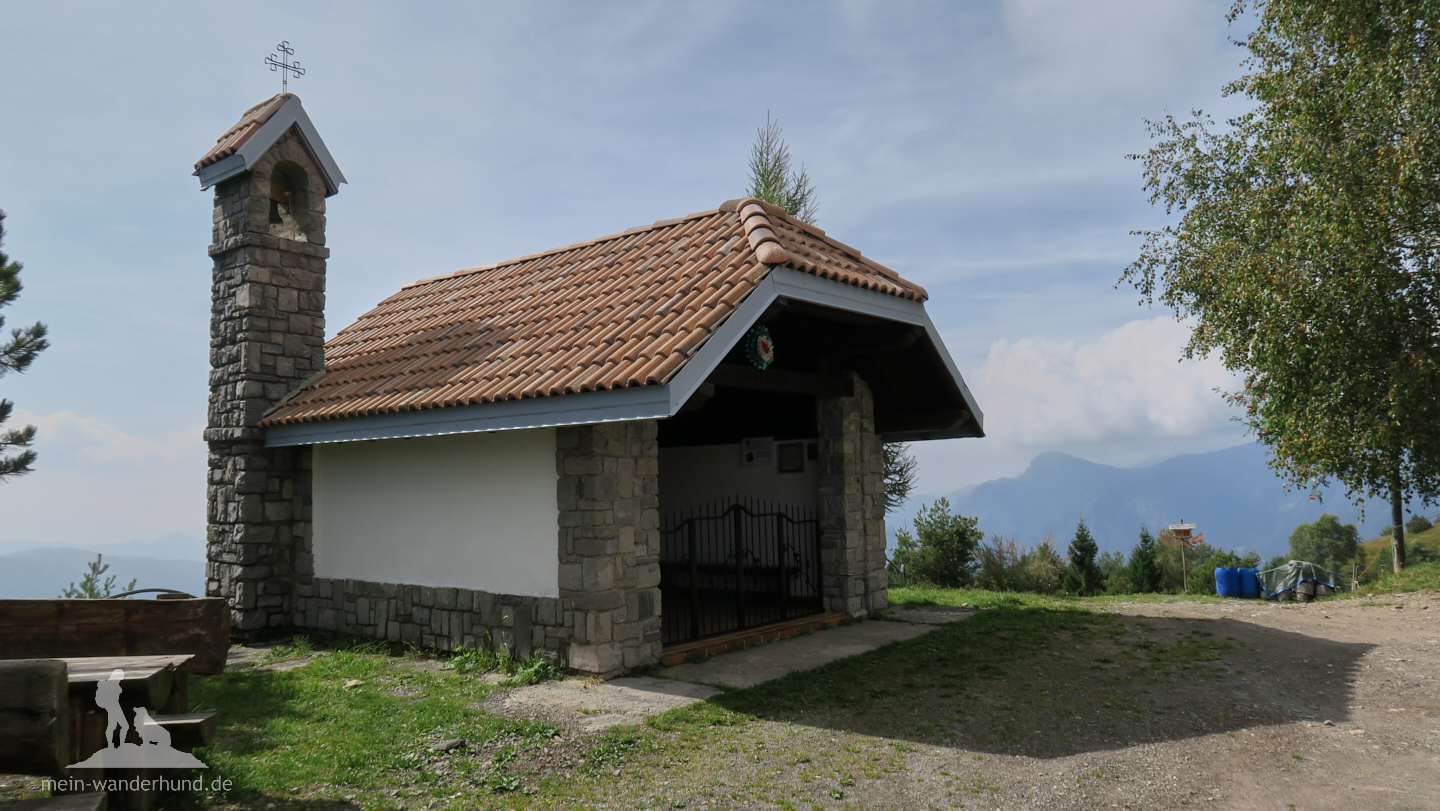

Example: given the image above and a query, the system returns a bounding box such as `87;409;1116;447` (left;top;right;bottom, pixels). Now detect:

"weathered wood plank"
0;793;108;811
62;656;189;711
150;711;218;750
0;659;68;713
0;599;228;676
0;659;69;777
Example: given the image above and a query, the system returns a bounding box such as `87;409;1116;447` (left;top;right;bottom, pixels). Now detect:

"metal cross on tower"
265;41;305;93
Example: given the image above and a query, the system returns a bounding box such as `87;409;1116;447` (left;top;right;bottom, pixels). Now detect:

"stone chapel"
195;94;983;674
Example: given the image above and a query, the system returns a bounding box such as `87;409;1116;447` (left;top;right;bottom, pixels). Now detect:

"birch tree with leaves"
1125;0;1440;572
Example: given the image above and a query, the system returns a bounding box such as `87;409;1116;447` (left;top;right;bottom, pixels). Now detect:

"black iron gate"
659;497;823;644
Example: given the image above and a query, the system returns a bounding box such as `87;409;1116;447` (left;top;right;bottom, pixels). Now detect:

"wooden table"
61;656;193;716
58;654;200;811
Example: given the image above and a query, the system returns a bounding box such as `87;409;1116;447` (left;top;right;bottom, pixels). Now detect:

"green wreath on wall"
745;325;775;370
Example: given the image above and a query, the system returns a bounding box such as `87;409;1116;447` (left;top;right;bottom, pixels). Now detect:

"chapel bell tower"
194;94;346;632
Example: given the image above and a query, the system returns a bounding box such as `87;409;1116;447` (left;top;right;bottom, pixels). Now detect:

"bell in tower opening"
268;160;311;242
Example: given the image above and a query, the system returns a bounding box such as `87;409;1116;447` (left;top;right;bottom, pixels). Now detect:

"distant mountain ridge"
0;531;206;600
0;531;205;561
894;444;1382;558
0;547;205;599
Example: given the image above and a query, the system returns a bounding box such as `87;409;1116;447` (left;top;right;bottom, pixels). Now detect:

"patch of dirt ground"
482;676;720;733
494;592;1439;810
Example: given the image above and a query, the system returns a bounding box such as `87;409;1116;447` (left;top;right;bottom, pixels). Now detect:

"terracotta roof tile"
195;94;294;170
262;199;929;427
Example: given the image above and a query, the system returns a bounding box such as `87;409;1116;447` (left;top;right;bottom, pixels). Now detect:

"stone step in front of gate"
659;612;852;665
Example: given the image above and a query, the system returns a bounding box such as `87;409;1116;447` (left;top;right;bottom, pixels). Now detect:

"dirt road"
556;592;1439;810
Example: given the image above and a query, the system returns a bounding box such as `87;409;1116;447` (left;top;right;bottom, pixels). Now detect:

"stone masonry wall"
556;421;662;673
205;127;329;632
296;578;564;659
816;372;888;615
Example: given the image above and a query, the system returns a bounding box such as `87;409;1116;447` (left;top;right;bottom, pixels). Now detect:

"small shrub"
891;498;982;588
974;533;1063;594
265;635;314;662
448;644;506;673
507;653;565;686
59;554;136;598
1405;514;1433;535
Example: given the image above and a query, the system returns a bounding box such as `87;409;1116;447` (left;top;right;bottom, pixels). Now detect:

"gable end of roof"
194;94;347;195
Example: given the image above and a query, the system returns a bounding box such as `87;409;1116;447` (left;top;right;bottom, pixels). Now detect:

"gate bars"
658;497;823;644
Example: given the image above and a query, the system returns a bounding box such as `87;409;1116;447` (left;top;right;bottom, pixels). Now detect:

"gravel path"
504;592;1439;810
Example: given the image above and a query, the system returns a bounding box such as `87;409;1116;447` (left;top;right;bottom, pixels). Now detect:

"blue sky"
0;1;1258;545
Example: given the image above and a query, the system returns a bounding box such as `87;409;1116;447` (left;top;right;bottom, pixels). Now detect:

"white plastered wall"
658;443;820;518
312;429;559;597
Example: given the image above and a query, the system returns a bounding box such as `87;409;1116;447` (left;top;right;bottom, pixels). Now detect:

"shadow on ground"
706;607;1372;758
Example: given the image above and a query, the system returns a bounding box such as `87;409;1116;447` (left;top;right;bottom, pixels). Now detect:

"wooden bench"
0;599;228;811
0;599;229;676
146;714;217;752
0;659;69;777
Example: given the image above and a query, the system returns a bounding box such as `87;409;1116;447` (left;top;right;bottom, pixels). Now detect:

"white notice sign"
741;437;775;467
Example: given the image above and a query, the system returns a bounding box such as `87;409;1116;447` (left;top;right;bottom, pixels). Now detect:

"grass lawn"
1359;523;1440;568
887;585;1225;610
2;584;1393;809
174;593;1255;808
1344;559;1440;597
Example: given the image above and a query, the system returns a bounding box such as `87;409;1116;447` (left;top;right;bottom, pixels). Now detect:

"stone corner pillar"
817;371;888;615
555;419;662;674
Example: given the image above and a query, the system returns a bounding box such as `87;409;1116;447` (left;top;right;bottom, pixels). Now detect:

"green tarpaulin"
1257;561;1339;597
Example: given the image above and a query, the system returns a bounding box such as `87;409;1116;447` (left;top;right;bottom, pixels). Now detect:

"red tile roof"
262;199;928;427
195;94;293;170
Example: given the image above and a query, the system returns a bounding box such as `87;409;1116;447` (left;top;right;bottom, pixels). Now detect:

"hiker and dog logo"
69;668;207;768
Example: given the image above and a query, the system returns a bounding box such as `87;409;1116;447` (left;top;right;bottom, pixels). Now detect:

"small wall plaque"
741;437;775;467
777;442;805;473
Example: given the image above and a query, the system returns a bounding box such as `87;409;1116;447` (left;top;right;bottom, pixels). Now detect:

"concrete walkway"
657;607;975;689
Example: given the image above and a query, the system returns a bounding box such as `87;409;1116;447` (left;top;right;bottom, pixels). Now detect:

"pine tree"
746;112;818;224
1063;519;1102;595
60;554;136;599
882;442;918;513
890;498;982;588
1128;526;1161;594
0;209;48;481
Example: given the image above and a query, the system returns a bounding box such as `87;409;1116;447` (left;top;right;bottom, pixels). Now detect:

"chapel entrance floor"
656;605;975;688
488;606;973;732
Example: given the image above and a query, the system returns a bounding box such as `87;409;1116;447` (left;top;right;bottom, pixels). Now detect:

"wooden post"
0;659;70;777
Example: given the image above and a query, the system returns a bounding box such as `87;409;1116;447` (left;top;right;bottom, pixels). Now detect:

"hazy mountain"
0;546;205;599
891;443;1383;558
0;531;205;561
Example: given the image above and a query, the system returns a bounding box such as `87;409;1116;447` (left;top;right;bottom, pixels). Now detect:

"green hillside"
1358;523;1440;580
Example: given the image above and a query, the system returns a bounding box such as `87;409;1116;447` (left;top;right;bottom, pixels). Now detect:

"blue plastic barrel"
1215;566;1242;597
1238;567;1260;598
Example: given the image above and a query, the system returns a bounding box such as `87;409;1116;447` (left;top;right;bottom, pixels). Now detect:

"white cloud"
914;318;1247;493
0;410;205;546
1001;0;1226;102
17;410;199;465
975;316;1236;447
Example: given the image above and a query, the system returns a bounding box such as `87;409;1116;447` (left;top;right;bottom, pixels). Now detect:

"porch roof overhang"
264;266;982;447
